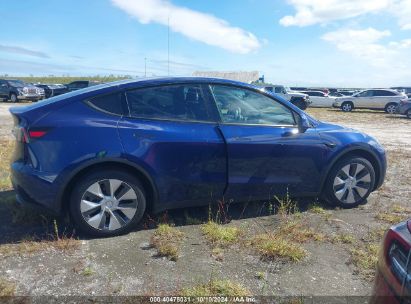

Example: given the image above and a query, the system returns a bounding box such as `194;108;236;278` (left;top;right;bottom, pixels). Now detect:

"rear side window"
87;92;124;115
373;90;397;97
125;84;211;121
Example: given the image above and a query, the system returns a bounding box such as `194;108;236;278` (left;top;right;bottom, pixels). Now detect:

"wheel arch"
57;160;159;215
320;147;382;193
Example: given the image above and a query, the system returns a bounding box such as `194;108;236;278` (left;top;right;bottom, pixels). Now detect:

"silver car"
333;89;407;113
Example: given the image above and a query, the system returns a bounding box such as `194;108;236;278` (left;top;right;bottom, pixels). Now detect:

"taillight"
28;130;47;138
384;224;411;296
388;241;409;284
13;127;47;143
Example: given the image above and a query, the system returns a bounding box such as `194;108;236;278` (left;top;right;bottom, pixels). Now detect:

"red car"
371;219;411;304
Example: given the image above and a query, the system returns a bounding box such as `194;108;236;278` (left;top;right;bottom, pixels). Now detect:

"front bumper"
396;103;410;115
17;93;44;100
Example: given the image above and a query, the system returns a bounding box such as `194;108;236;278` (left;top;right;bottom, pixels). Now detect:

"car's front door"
208;84;328;201
117;83;226;210
355;90;374;108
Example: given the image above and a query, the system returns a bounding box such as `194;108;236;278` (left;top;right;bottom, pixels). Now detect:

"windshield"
7;80;26;88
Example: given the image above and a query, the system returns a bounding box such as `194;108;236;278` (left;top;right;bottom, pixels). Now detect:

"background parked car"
0;79;45;102
333;89;408;113
65;80;100;92
370;219;411;304
260;85;310;110
396;98;411;119
298;90;335;108
35;84;68;99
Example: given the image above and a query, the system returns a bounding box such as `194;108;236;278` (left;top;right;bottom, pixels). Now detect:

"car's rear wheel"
406;109;411;119
341;102;353;112
10;93;17;103
69;169;146;237
385;103;397;114
323;157;375;208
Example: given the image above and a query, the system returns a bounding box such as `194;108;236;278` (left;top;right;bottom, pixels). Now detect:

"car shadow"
0;189;334;243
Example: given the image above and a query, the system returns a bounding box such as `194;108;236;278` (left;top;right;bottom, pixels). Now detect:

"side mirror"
298;113;311;133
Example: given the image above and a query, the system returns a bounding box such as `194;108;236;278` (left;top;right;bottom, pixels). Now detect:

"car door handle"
323;142;337;148
281;130;299;137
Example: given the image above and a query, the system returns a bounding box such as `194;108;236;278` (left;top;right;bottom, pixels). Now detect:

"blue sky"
1;0;410;87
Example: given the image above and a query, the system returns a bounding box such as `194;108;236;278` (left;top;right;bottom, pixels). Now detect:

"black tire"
10;93;18;103
341;101;353;112
384;103;397;114
69;169;146;237
406;109;411;119
322;157;375;208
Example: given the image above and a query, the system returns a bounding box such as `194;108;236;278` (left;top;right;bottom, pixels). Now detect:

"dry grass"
250;233;308;262
332;233;356;244
307;204;327;215
375;203;409;225
0;278;16;297
278;220;326;243
0;141;14;191
0;236;80;258
350;243;380;280
181;279;251;297
150;224;184;261
201;221;241;247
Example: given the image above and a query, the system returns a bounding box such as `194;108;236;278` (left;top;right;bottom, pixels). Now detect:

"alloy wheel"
386;104;397;114
80;179;139;231
342;103;352;112
333;163;371;205
407;110;411;119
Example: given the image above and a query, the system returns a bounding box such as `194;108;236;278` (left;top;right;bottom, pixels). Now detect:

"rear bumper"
11;161;60;215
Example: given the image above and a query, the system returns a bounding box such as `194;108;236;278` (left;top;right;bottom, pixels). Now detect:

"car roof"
104;76;256;88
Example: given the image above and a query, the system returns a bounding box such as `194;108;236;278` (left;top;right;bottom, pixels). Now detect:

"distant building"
192;71;260;84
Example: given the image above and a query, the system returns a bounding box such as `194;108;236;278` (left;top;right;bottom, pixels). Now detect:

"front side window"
210;85;296;126
357;90;372;97
126;84;211;121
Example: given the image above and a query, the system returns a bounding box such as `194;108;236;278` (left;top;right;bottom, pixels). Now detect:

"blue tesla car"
9;77;386;237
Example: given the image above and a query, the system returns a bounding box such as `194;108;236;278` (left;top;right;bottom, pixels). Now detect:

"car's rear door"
117;83;226;210
207;84;327;201
0;80;8;98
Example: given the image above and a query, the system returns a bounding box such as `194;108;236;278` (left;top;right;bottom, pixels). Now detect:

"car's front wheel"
69;169;146;237
323;157;375;208
406;109;411;119
341;102;353;112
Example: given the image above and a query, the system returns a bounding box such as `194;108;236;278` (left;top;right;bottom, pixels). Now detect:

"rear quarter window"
87;92;124;116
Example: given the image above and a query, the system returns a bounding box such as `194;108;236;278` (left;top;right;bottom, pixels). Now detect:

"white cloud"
0;44;50;58
280;0;390;27
391;0;411;29
111;0;261;54
280;0;411;29
322;27;411;67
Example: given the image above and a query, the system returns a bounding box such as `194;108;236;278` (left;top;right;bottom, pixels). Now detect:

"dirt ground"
0;102;410;298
